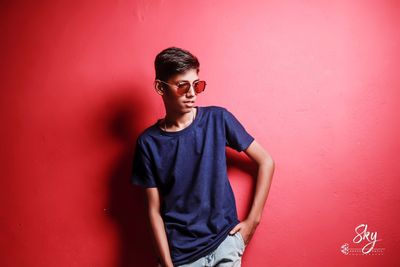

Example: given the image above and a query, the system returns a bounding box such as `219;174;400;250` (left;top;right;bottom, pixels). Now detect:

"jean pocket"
235;231;246;249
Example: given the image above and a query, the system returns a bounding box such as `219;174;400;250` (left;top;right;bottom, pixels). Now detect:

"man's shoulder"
201;105;228;115
135;122;159;146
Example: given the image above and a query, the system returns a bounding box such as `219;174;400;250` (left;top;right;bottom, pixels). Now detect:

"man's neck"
163;107;196;130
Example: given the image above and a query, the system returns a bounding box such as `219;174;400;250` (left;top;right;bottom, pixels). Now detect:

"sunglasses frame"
157;79;206;95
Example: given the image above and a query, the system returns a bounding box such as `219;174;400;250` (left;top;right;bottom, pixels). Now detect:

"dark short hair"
154;47;200;83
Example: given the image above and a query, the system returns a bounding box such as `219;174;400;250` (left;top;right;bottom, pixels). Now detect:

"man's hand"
229;219;259;245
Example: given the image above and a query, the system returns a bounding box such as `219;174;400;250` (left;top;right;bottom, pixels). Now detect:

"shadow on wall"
226;148;258;179
226;148;258;218
92;85;159;267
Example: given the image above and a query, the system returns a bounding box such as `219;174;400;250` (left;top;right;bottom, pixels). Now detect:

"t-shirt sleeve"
223;108;255;152
131;138;158;188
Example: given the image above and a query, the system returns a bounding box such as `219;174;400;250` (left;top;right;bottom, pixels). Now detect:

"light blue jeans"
175;231;247;267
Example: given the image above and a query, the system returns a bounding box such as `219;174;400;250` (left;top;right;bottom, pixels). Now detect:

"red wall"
1;1;399;266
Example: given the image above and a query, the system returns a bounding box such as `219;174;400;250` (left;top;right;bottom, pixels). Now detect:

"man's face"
161;69;199;114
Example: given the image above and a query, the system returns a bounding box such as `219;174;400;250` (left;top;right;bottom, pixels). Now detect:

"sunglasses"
157;79;207;95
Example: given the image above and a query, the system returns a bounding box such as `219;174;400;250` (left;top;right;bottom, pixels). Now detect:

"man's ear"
154;80;164;95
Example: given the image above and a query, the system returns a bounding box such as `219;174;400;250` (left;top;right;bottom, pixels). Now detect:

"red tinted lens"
194;81;206;93
176;82;191;95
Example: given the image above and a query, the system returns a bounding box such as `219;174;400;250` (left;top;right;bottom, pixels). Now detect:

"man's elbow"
147;206;162;220
260;155;275;169
259;157;274;185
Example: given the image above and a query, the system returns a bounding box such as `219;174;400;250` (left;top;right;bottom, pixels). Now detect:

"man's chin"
168;103;195;113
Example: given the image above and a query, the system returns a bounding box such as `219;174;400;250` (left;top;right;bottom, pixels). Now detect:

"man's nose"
186;84;196;97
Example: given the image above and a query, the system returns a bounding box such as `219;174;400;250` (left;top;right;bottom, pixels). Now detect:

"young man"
131;47;274;267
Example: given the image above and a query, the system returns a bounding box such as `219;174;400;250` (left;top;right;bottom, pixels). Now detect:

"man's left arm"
229;140;275;245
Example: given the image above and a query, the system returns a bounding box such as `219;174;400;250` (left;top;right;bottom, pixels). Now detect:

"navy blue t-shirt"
131;105;254;266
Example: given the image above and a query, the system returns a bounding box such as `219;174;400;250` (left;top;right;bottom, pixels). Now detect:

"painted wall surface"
1;1;399;266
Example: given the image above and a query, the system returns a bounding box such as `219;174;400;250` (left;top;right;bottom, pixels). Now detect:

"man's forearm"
247;159;275;223
148;210;174;267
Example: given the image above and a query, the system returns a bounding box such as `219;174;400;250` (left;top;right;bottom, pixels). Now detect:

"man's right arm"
145;187;174;267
